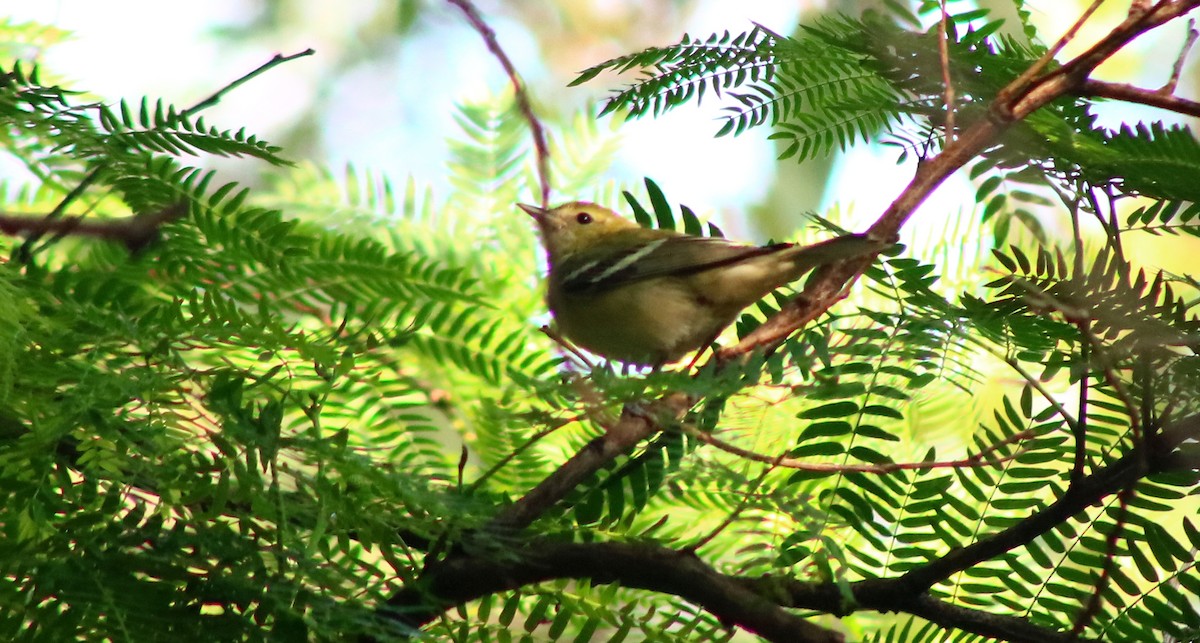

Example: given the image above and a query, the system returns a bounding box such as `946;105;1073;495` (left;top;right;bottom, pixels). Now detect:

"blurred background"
4;0;1198;255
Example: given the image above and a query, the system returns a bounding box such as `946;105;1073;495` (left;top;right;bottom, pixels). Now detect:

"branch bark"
385;542;844;643
378;2;1200;640
379;412;1200;641
1078;79;1200;117
0;202;187;252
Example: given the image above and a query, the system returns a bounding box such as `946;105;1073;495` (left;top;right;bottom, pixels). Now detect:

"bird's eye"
575;212;592;224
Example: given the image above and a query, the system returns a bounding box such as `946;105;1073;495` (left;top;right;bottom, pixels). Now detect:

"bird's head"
518;201;640;262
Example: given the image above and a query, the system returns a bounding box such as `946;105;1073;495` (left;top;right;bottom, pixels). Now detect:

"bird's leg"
684;333;723;373
539;324;595;369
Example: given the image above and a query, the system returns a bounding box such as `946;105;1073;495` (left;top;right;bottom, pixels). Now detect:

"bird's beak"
517;203;546;220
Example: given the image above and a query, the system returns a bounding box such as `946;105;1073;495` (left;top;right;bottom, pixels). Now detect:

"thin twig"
1102;186;1125;273
1080;323;1143;443
1162;18;1198;94
17;49;315;261
1070;484;1133;639
466;415;576;491
1074;322;1092;483
179;49;315;121
938;0;957;142
447;0;552;206
539;324;595;369
15;168;103;261
996;0;1104;111
1004;354;1082;433
1068;189;1087;279
686;449;785;552
1082;184;1127;276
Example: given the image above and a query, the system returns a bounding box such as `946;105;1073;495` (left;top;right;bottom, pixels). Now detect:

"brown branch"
538;324;595;367
477;0;1200;573
381;539;1084;643
17;48;315;262
383;412;1198;640
384;541;845;643
1070;484;1134;637
375;408;1200;643
1014;1;1200;120
892;411;1200;594
447;0;552;207
1163;17;1198;94
1077;79;1200;116
486;393;691;532
378;3;1200;638
999;0;1104;105
938;0;957;142
1;202;187;252
483;0;1200;538
725;0;1200;362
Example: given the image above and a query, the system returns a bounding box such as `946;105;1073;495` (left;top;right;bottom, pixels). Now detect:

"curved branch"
735;0;1200;356
378;539;1087;643
448;0;552;206
377;413;1200;641
383;541;843;643
895;412;1199;592
378;4;1200;640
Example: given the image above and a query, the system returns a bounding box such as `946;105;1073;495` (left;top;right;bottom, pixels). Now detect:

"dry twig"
447;0;552;206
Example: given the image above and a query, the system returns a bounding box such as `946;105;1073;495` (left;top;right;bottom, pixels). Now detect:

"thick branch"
380;541;1078;643
380;3;1200;639
377;413;1200;641
739;1;1200;357
384;541;843;643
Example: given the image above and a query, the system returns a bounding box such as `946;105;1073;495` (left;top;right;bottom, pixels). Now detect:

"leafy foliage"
2;4;1200;643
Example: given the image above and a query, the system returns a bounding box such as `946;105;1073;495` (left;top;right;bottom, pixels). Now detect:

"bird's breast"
548;278;733;366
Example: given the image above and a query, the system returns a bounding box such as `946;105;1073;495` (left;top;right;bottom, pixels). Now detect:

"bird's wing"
558;235;785;294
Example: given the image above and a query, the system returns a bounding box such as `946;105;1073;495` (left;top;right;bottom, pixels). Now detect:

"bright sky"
8;1;801;209
6;0;1197;270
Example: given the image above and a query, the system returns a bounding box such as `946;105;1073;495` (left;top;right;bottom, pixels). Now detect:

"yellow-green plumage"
521;202;883;366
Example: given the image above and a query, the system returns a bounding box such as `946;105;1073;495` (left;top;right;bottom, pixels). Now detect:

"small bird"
520;201;887;367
